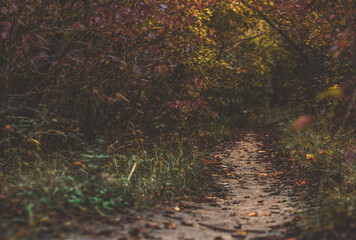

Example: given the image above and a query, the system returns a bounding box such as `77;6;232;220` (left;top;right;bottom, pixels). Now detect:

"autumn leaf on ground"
305;154;315;161
255;173;269;177
166;224;178;229
204;196;218;202
261;212;271;216
235;229;247;235
294;180;306;186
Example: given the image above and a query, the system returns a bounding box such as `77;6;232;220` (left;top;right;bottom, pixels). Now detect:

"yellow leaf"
247;212;257;216
74;161;86;169
255;173;269;177
316;85;343;101
235;229;247;235
27;138;41;146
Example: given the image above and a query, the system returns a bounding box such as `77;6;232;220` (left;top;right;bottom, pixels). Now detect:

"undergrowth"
0;118;232;239
277;116;356;238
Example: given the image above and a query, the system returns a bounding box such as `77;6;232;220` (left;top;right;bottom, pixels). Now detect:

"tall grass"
0;125;229;239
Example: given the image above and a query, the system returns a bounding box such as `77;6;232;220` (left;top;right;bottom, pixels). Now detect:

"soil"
68;130;304;240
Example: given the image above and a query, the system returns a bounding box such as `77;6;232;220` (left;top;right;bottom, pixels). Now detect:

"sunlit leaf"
316;85;343;101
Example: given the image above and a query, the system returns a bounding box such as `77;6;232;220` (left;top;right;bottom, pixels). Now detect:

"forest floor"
67;129;311;240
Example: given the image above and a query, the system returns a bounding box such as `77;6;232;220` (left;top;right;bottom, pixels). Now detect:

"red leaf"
1;7;9;15
1;32;9;40
4;22;11;31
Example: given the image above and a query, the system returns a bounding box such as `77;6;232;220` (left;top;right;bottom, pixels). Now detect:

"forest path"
70;130;302;240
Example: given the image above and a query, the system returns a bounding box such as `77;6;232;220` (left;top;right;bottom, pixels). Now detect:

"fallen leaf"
261;212;271;216
166;224;178;229
145;223;161;229
204;196;218;202
294;180;306;186
247;212;257;216
273;171;283;176
235;229;247;235
5;124;14;131
255;173;269;177
306;154;315;160
174;205;181;212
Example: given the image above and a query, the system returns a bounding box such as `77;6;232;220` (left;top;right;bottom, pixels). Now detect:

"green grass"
0;111;237;239
0;132;215;239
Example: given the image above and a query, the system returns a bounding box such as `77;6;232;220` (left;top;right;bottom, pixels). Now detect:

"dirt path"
70;130;301;240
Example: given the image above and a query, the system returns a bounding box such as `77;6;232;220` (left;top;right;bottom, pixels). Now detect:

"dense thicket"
2;0;353;163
